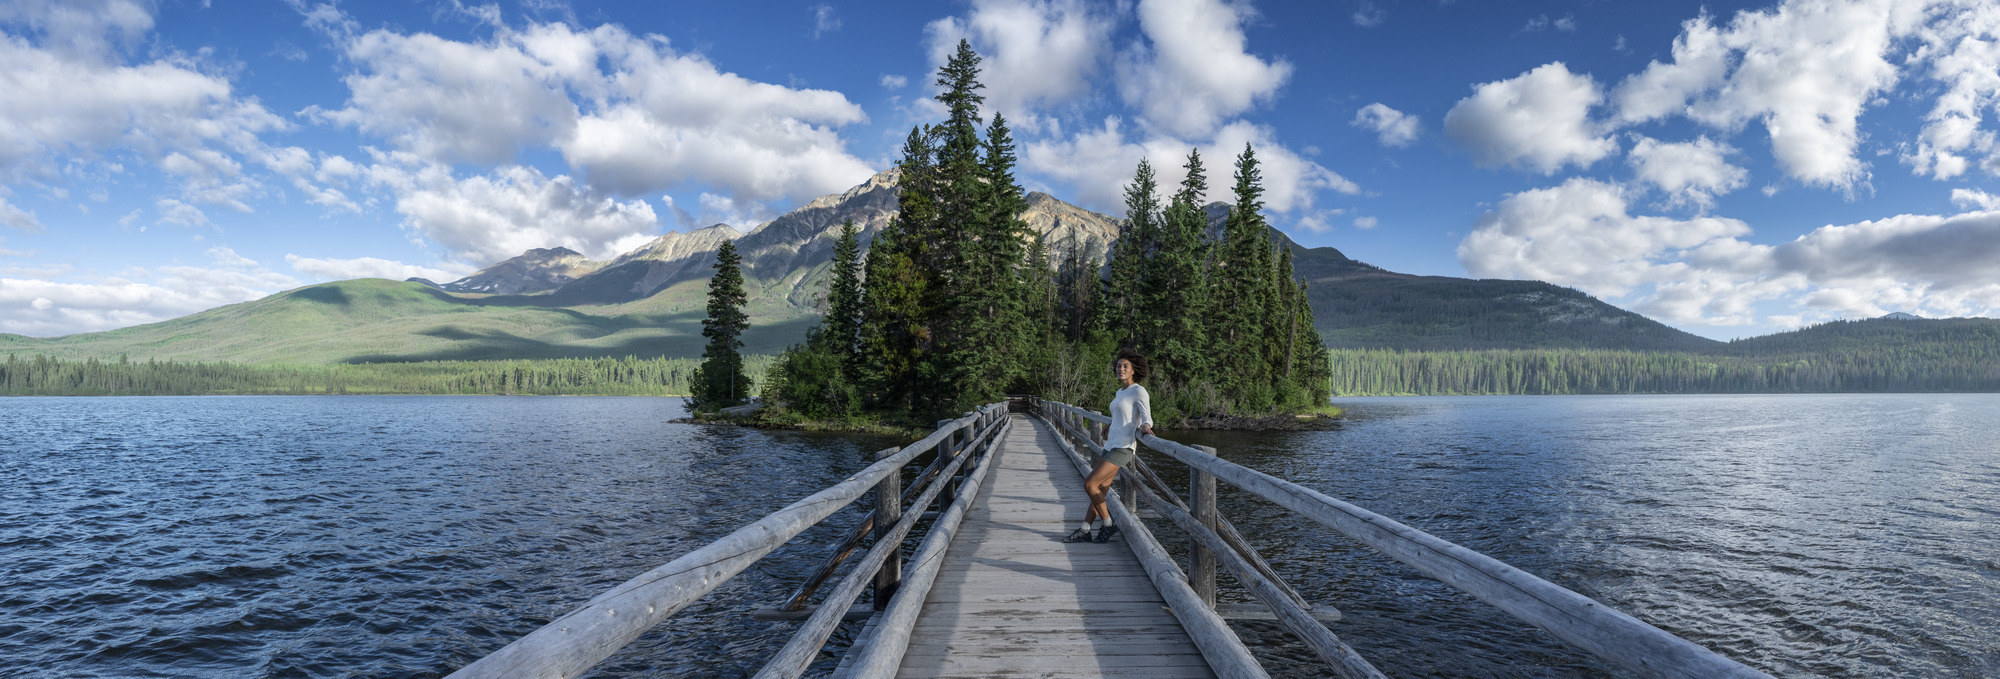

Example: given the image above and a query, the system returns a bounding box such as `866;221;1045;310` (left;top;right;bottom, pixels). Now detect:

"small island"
678;43;1336;434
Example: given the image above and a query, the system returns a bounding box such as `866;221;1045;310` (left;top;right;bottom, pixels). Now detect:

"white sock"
1102;517;1114;527
1078;522;1093;532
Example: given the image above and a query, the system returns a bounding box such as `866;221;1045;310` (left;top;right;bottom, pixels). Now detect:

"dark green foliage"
1146;149;1214;392
1328;340;2000;395
1055;234;1103;342
850;39;1043;420
0;353;757;396
825;219;864;378
690;240;751;411
762;329;861;419
1107;159;1159;346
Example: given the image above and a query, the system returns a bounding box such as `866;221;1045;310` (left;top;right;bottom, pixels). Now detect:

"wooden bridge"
446;399;1773;679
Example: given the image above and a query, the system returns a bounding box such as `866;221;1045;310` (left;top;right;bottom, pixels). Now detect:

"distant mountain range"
3;170;1993;365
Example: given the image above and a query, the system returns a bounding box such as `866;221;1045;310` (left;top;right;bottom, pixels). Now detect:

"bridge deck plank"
895;414;1214;679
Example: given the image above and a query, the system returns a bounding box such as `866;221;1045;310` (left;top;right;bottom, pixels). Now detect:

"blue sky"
3;0;1998;340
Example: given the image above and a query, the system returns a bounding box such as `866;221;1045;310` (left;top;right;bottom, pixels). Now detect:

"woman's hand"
1139;424;1154;438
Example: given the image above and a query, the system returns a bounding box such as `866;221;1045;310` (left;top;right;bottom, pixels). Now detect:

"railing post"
873;447;903;611
936;419;959;507
1191;444;1219;609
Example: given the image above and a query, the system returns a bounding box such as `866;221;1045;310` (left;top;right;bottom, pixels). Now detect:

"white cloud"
810;4;841;38
284;254;471;283
0;0;154;61
1610;1;1918;190
1905;1;2000;179
1444;62;1615;174
314;28;580;166
557;25;874;202
880;74;907;89
1627;135;1748;209
1024;117;1358;214
1352;2;1385;28
0;247;300;337
1950;187;2000;210
315;20;874;206
1459;177;2000;325
1;196;43;232
1353;216;1378;229
925;0;1116;132
367;160;658;266
155;198;211;228
206;246;258;269
1115;0;1292;138
1352;103;1419;147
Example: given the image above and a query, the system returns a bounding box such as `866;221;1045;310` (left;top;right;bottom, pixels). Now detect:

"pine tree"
1214;144;1276;410
689;239;750;411
1152;149;1212;395
1109;159;1160;347
824;219;864;378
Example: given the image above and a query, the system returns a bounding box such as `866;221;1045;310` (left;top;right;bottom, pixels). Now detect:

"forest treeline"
0;354;774;397
1330;343;2000;395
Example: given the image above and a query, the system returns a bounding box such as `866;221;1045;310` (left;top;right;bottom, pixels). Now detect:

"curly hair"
1113;349;1149;383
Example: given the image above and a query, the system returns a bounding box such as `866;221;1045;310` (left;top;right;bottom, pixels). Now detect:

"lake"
2;394;1994;677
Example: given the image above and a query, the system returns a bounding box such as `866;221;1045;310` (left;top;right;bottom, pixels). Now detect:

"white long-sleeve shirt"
1105;383;1153;449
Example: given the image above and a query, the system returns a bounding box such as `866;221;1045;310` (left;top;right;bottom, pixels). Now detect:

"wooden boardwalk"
895;413;1215;679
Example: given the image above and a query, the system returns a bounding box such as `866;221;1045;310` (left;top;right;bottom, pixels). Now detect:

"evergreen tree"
1057;235;1103;343
1152;149;1212;394
860;126;942;413
1214;144;1275;410
1109;159;1160;347
824;219;864;379
689;239;750;411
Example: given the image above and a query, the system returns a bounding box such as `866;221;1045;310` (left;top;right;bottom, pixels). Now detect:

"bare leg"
1084;459;1121;524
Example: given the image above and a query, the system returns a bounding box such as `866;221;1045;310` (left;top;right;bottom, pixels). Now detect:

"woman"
1065;350;1154;544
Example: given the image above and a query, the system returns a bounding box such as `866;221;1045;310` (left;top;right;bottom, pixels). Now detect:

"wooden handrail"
1036;399;1771;679
838;413;1012;677
1034;400;1271;679
754;413;1010;679
446;403;1007;679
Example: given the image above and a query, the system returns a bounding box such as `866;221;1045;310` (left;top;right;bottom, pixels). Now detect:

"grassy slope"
0;278;817;364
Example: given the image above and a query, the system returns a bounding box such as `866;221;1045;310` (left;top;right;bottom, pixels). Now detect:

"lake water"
2;394;1995;677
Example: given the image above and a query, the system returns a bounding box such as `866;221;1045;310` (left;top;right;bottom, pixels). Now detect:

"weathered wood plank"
886;413;1216;679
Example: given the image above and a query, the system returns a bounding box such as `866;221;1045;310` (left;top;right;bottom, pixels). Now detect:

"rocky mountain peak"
440;246;606;295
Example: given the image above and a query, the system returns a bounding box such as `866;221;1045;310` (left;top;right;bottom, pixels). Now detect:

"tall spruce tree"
1057;235;1102;342
1151;149;1212;394
824;219;863;378
689;239;750;411
1214;144;1276;410
1109;159;1160;347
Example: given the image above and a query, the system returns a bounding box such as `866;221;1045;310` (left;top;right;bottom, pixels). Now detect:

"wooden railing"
1032;397;1772;679
446;402;1010;679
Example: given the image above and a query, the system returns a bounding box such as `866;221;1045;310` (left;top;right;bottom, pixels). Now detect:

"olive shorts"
1099;445;1138;468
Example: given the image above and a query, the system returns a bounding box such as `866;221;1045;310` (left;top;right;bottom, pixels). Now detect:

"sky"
3;0;1999;341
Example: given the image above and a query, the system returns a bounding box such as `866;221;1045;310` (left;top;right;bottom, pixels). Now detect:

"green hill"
0;278;817;364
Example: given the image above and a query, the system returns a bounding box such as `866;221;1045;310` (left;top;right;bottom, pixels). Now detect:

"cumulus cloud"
1353;216;1378;229
1351;2;1385;28
1115;0;1292;138
1352;103;1419;147
0;21;284;187
284;254;472;283
1627;135;1747;209
1459;177;2000;325
1610;1;1914;190
1904;2;2000;179
1025;117;1358;214
880;74;907;89
0;247;301;337
924;0;1115;132
1;196;43;232
315;20;874;205
1444;62;1615;174
367;160;658;266
1950;187;2000;210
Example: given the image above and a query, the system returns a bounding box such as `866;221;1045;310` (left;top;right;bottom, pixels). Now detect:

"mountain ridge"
10;170;1973;365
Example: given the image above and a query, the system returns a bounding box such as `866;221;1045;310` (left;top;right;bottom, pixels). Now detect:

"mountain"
17;170;1979;367
436;246;604;295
